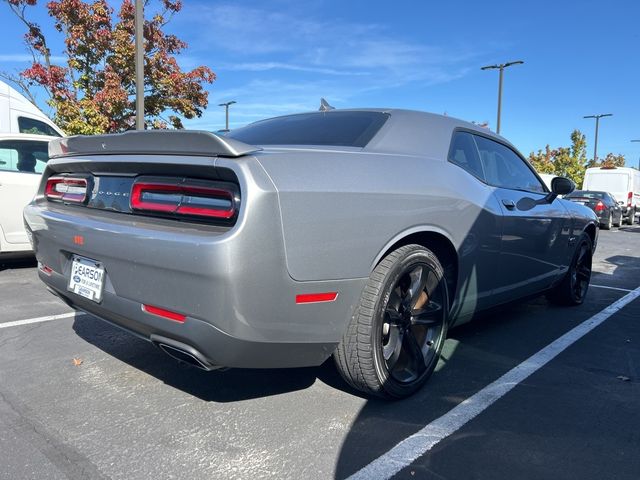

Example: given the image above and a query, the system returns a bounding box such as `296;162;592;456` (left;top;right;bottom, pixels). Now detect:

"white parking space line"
0;311;85;330
590;284;633;293
349;286;640;480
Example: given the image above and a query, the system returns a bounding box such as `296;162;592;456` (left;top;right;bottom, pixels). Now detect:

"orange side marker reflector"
73;235;84;246
142;304;186;323
295;292;339;304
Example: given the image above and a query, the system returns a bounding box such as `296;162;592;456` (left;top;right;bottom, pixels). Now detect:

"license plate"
68;256;105;303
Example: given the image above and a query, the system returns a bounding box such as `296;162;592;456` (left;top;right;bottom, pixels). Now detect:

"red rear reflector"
39;263;53;275
45;176;88;203
628;192;633;207
595;201;605;212
130;182;236;219
142;304;186;323
295;292;339;304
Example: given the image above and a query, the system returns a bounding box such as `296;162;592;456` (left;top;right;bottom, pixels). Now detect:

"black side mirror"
545;177;575;203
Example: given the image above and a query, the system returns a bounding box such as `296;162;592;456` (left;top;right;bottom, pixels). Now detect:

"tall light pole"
134;0;144;130
218;101;236;132
481;60;523;134
584;113;613;164
632;139;640;169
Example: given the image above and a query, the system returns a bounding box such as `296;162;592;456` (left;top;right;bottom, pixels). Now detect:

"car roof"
246;108;517;158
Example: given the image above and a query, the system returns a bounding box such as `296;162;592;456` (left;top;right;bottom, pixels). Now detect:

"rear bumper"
43;271;342;368
25;192;366;369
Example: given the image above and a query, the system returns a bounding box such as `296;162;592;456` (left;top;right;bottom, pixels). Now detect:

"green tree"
528;145;555;174
588;152;626;169
1;0;215;134
529;130;588;186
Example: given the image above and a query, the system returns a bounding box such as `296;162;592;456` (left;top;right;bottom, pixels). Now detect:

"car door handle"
502;199;516;210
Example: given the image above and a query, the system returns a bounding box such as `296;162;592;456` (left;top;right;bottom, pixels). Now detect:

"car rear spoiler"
48;130;261;159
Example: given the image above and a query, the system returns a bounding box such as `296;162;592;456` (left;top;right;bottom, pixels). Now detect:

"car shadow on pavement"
332;286;627;479
72;314;352;402
0;256;37;271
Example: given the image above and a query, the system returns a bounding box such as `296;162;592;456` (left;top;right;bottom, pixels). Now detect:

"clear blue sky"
1;0;639;165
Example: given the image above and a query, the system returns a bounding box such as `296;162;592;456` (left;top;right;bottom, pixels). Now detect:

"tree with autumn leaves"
529;129;628;187
1;0;215;134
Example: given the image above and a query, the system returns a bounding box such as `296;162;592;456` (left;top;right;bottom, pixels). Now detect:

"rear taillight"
628;191;633;207
595;201;605;212
130;179;237;220
45;176;88;203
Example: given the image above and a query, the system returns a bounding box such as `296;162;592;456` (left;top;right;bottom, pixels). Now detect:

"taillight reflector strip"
142;304;186;323
295;292;339;304
130;182;236;219
45;176;88;203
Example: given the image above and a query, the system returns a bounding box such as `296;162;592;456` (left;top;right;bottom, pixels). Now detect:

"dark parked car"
565;190;623;229
24;109;599;398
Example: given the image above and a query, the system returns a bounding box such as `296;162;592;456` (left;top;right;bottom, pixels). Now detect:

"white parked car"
582;166;640;225
0;134;56;256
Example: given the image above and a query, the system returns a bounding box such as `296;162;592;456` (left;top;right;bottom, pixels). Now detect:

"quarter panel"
257;149;503;323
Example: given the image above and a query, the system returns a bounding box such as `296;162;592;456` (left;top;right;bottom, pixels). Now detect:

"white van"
582;166;640;225
0;81;64;256
0;80;64;136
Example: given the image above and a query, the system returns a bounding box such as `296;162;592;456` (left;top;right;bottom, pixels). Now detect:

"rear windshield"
226;111;389;148
567;191;605;199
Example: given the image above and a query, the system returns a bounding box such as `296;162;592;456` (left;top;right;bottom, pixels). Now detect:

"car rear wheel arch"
584;223;597;246
375;230;458;310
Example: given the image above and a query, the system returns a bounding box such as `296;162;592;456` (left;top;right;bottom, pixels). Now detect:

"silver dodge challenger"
24;109;598;398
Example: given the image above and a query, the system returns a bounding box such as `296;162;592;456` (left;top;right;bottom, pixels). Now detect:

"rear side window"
18;116;61;137
474;135;545;194
0;140;49;173
448;131;485;180
226;111;389;148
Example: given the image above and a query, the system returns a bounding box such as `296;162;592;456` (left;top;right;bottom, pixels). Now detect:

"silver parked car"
24;109;598;398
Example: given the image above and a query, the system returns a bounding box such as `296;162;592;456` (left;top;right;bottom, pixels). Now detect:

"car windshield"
226;111;390;148
567;191;605;199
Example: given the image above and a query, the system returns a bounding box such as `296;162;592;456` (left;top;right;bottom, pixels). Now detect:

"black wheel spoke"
385;307;402;325
404;329;426;377
410;302;442;326
403;266;429;310
383;325;404;366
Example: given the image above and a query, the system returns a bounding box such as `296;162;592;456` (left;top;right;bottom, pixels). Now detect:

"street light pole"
218;101;237;132
584;114;613;164
134;0;144;130
481;60;524;134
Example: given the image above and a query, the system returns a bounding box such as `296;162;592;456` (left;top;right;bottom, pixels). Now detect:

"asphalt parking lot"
1;225;639;480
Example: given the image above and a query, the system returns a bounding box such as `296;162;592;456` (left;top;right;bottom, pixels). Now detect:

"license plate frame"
68;255;105;303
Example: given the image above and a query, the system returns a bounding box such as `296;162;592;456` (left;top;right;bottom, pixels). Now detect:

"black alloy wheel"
570;240;592;303
334;244;449;399
381;263;447;384
548;233;593;306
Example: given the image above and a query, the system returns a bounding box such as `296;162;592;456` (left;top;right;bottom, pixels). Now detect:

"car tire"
613;212;622;227
334;244;449;399
627;208;636;225
602;213;612;230
547;233;593;306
